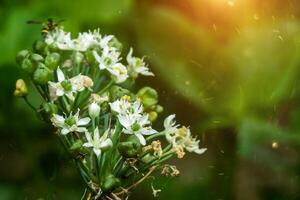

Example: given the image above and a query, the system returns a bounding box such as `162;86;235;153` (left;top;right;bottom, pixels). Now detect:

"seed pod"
109;85;132;101
33;63;53;85
137;87;158;108
16;50;30;65
102;174;121;192
39;102;58;121
33;40;47;55
118;135;142;158
21;58;36;74
85;50;96;64
30;53;44;63
45;52;60;70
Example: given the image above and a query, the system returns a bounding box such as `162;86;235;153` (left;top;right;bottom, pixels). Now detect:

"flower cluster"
15;25;206;199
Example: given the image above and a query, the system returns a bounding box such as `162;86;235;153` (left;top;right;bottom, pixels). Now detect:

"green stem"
98;80;114;94
22;97;37;112
146;132;165;142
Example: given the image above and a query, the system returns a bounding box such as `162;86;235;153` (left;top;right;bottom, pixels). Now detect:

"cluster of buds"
14;26;206;199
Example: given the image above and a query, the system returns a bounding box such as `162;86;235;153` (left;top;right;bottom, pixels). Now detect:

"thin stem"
22;97;37;112
146;132;165;142
98;80;114;94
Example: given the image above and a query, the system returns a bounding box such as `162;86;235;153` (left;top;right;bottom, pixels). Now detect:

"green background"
1;0;300;199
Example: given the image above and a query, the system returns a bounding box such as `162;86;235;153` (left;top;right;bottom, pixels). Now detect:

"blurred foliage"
1;0;300;199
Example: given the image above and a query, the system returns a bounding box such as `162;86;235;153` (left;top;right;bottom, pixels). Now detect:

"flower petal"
77;117;91;126
136;134;146;146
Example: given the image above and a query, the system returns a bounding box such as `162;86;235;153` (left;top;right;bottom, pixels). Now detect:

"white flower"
48;68;94;101
118;114;157;145
73;29;102;51
178;127;206;154
168;126;206;155
127;48;154;78
109;97;131;114
48;67;74;101
50;110;91;135
45;28;74;50
93;49;128;83
69;74;94;91
88;102;100;118
163;114;179;143
107;63;128;83
83;128;113;156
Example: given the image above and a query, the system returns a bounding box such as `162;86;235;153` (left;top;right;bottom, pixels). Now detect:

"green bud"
155;105;164;113
48;43;59;52
16;50;30;65
33;63;53;85
109;37;123;51
61;80;72;91
33;40;46;55
45;52;60;70
70;140;83;152
30;53;44;63
74;52;84;64
137;87;158;108
118;135;142;158
14;79;28;97
85;50;95;64
148;111;158;122
102;174;121;192
21;58;36;73
39;102;58;121
109;86;132;101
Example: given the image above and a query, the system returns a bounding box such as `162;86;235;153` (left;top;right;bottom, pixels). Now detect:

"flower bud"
109;85;131;101
137;87;158;108
14;79;28;97
30;53;44;63
102;174;121;192
33;40;46;55
16;50;30;65
21;58;36;73
70;140;83;152
88;102;100;119
155;105;164;113
39;102;58;121
148;111;158;122
118;135;142;158
74;52;84;64
33;63;53;85
85;50;96;64
45;52;60;70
